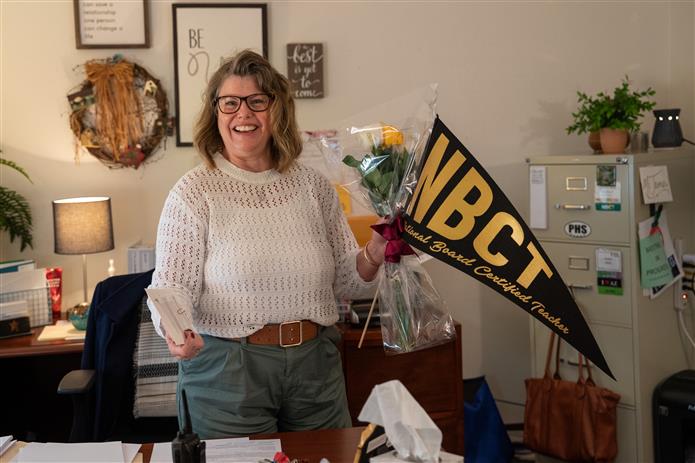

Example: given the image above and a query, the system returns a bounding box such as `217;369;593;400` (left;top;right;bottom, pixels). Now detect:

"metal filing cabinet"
527;148;695;463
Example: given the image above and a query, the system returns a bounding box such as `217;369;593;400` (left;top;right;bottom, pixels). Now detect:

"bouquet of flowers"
320;85;455;353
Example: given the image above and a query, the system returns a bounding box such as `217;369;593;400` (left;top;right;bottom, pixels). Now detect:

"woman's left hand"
367;217;389;264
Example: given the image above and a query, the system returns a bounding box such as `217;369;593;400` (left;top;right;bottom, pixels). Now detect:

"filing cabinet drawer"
532;321;635;406
532;163;630;244
541;241;632;326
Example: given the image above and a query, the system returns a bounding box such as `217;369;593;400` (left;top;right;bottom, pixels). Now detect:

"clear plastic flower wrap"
319;84;456;354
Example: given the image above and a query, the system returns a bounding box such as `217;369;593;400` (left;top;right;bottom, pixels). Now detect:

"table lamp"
52;197;114;308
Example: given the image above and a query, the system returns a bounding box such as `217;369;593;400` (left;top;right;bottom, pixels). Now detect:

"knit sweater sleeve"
318;176;376;300
147;180;208;338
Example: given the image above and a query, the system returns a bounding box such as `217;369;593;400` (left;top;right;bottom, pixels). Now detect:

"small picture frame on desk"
73;0;150;49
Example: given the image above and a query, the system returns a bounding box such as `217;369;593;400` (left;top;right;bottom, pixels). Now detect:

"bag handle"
577;353;596;386
543;332;562;380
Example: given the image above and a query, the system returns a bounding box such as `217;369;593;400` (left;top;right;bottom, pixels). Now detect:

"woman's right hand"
166;329;205;360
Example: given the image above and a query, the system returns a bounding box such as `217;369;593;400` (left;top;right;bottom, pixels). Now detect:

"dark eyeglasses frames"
214;93;273;114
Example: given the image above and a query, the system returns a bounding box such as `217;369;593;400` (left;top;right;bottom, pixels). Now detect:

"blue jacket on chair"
81;270;154;441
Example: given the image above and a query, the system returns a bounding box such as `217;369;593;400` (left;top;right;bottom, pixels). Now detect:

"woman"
148;50;386;438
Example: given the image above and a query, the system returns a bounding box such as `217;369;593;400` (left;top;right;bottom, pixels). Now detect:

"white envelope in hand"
357;380;442;462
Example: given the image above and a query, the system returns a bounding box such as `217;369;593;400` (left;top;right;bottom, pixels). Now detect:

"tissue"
357;380;442;462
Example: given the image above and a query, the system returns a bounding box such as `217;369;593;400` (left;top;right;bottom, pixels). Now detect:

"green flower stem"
385;263;415;351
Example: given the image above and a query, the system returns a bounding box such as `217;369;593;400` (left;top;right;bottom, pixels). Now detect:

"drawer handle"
560;358;582;367
555;203;592;210
567;283;593;290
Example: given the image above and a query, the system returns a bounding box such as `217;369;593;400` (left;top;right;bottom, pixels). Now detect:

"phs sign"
403;117;613;378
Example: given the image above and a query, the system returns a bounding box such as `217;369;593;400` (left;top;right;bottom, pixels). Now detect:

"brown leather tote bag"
523;332;621;462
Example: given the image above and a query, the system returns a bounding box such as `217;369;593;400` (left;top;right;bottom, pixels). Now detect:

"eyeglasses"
214;93;273;114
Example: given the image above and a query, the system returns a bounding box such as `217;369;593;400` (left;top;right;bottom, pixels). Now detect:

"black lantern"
651;109;683;148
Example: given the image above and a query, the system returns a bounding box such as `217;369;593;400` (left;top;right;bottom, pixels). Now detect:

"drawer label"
595;184;622;211
564;221;591;238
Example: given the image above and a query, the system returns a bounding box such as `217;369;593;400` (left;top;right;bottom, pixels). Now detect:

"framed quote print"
73;0;150;49
173;3;268;146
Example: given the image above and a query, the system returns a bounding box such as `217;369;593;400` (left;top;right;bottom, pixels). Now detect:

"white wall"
2;1;693;411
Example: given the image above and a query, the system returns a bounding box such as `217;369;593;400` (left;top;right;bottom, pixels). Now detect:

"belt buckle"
279;320;303;347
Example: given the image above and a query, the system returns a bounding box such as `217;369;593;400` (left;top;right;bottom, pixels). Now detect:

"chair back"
132;296;178;418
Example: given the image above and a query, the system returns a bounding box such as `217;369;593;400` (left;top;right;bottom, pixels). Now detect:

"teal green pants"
177;325;352;439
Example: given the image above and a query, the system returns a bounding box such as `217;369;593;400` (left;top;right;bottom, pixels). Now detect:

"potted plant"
567;77;656;154
0;153;33;251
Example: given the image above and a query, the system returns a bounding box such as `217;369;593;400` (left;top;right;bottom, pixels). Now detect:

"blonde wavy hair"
193;50;302;173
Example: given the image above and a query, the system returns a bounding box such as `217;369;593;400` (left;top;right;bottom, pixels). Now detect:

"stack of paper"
0;300;29;320
0;435;16;457
0;259;35;274
37;320;86;342
13;441;140;462
0;268;47;293
150;437;281;463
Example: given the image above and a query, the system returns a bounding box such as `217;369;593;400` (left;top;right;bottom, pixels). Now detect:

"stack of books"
0;258;35;274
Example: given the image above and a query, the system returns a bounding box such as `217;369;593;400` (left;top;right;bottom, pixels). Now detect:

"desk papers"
150;437;281;463
0;435;16;457
37;320;86;341
12;441;140;462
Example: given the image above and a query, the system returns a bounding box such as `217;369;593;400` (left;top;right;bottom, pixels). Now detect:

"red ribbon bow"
370;215;416;263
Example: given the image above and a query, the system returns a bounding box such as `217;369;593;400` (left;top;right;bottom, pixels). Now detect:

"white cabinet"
528;148;695;463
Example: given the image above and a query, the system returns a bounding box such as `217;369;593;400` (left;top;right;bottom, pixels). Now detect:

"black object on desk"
0;316;31;339
172;389;206;463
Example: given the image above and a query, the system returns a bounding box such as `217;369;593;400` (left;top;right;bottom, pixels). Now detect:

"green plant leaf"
342;155;361;168
0;186;33;251
566;76;656;134
0;157;33;183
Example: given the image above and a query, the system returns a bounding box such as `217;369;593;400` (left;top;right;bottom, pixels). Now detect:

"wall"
2;1;693;414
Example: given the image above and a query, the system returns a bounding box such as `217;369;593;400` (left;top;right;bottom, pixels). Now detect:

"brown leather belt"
235;320;319;347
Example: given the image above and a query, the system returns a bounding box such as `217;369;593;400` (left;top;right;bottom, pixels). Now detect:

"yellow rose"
381;124;404;147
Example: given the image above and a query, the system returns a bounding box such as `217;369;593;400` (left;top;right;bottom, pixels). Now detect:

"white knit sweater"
148;153;374;339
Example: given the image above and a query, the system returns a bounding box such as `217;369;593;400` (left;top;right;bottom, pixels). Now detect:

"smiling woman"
215;76;273;172
146;50;388;439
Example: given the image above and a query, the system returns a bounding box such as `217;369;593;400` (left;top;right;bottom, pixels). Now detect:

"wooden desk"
338;323;464;455
0;326;84;358
139;427;365;463
0;325;84;442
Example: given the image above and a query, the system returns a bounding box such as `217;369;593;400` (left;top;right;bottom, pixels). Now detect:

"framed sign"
173;3;268;146
73;0;150;49
287;43;324;99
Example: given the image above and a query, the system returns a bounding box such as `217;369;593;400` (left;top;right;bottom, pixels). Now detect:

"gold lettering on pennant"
530;301;569;334
474;266;532;303
407;133;465;222
517;241;553;288
407;123;555;293
473;211;523;266
404;223;432;244
429;241;477;266
428;167;493;240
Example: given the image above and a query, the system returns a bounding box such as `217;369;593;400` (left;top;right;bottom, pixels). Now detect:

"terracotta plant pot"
599;128;629;154
588;131;602;154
